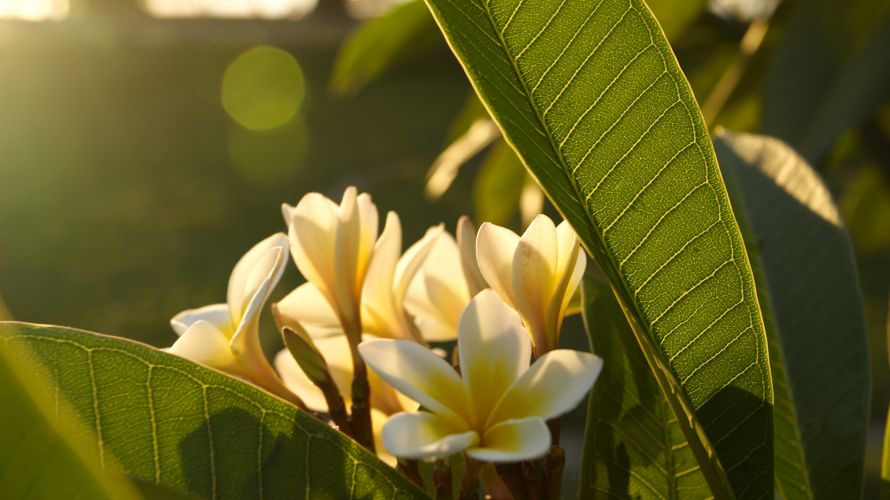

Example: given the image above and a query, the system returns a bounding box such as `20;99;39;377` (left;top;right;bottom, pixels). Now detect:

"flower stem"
459;457;482;500
319;380;352;436
700;19;769;126
345;320;375;452
542;446;565;500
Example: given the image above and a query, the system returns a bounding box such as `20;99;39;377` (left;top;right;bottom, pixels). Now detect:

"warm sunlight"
0;0;67;21
142;0;316;19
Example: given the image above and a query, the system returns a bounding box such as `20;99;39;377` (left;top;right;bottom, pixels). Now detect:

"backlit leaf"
716;131;870;499
421;0;773;496
0;322;426;500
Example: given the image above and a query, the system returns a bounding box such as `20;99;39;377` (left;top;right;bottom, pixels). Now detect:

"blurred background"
0;0;887;494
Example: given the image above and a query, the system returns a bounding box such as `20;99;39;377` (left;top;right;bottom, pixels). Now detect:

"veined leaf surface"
0;322;425;500
716;131;870;499
422;0;773;496
580;275;710;499
0;340;138;499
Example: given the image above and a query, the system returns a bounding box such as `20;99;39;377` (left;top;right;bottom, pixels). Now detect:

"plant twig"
345;320;375;452
701;19;769;126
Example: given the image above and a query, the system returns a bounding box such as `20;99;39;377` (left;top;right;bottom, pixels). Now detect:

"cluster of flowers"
167;187;602;469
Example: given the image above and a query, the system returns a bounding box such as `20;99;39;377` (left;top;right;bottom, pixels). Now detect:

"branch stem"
701;19;769;126
346;320;375;452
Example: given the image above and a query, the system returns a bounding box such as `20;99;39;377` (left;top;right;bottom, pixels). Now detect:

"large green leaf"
0;322;425;500
580;274;710;499
0;339;138;499
715;131;870;499
422;0;773;497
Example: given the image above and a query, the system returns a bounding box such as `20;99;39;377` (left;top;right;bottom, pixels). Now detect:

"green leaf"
763;0;890;164
330;0;443;96
580;275;710;499
422;0;773;496
0;335;138;499
883;299;890;499
715;131;870;499
0;322;426;500
473;140;526;225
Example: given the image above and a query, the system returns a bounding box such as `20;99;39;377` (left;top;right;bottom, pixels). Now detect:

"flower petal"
381;412;477;460
287;193;339;302
405;232;470;342
332;187;363;329
359;339;471;427
273;283;342;338
467;417;550;462
554;220;579;277
393;224;442;306
475;222;520;305
168;320;239;372
512;215;558;351
229;235;289;352
553;221;586;320
457;216;487;295
361;211;404;338
487;350;602;427
171;304;231;337
227;233;289;325
371;408;398;466
355;192;379;282
560;251;586;320
458;290;531;427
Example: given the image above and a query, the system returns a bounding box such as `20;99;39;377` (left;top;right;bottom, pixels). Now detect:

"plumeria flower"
169;233;294;401
405;216;486;342
476;215;586;355
359;290;602;462
283;187;378;338
274;334;415;465
275;211;442;341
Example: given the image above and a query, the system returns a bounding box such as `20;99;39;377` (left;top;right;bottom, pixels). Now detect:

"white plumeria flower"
274;334;415;465
359;290;602;462
476;215;586;355
275;211;442;341
405;217;486;342
169;233;292;399
283;187;378;337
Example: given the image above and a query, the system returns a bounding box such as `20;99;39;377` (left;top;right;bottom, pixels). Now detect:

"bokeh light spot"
221;45;306;131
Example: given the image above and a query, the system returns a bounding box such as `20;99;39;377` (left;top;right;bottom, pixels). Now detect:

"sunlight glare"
0;0;68;21
143;0;317;20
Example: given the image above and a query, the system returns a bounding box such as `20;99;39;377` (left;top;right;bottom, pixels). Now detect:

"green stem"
319;379;352;436
459;458;482;500
542;446;565;500
345;320;375;452
701;19;769;126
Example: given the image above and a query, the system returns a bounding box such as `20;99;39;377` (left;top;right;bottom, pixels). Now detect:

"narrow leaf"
0;322;426;500
330;0;442;96
473;140;526;225
580;274;710;499
422;0;773;496
716;131;870;499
